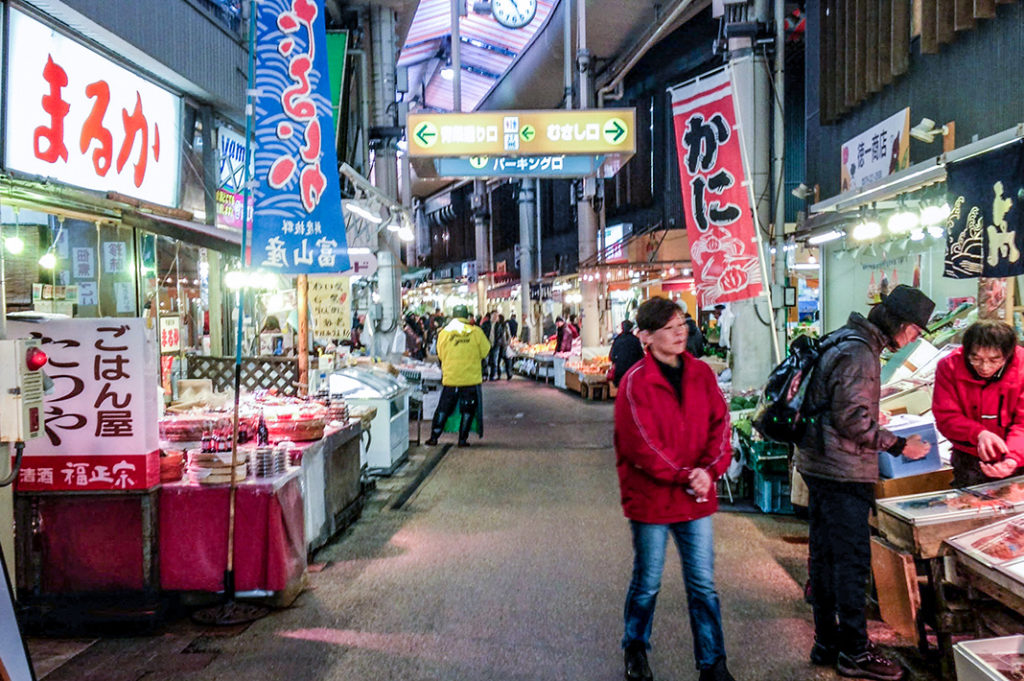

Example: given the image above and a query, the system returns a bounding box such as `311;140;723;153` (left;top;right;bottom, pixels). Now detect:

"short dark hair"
636;297;682;332
621;319;634;333
963;320;1017;359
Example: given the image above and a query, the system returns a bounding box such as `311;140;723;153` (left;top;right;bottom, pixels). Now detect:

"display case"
329;368;410;474
876;476;1024;557
953;635;1024;681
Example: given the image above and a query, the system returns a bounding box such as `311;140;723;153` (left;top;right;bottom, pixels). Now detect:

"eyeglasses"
968;352;1007;368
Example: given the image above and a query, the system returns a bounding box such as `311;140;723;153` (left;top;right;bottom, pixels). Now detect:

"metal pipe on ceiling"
595;0;704;107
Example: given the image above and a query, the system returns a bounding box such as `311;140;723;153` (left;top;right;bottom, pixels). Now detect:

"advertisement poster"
250;0;350;274
669;67;761;306
840;109;910;193
308;276;351;340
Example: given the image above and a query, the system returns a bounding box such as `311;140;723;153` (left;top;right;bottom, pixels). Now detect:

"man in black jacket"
609;320;644;387
796;285;934;681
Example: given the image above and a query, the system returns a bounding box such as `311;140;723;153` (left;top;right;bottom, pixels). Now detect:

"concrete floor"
30;378;942;681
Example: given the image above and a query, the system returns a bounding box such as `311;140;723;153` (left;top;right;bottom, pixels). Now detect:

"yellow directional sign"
407;109;636;157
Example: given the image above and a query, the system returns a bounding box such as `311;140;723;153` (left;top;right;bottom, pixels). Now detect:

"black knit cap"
881;284;936;330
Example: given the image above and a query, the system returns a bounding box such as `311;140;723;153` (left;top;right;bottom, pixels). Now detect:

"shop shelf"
753;470;794;514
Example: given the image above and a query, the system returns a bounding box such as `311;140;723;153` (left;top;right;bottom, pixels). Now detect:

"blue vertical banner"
251;0;350;273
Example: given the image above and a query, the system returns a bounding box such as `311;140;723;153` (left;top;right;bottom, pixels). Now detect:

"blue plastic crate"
753;470;794;514
878;420;943;479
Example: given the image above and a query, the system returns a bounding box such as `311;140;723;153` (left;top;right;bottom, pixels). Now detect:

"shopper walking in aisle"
425;305;491;447
933;319;1024;486
795;284;934;681
507;313;519;341
490;313;513;380
608;320;644;387
614;297;737;681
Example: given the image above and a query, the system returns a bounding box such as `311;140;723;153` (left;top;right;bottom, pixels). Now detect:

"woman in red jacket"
614;297;735;681
933;319;1024;486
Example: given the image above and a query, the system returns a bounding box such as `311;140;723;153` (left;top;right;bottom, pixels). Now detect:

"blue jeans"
622;517;727;670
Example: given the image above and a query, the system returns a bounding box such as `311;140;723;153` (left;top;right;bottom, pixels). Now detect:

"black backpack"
753;332;869;444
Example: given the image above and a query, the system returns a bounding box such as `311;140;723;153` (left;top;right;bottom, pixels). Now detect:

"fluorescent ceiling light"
790;263;820;270
807;229;844;245
344;201;382;224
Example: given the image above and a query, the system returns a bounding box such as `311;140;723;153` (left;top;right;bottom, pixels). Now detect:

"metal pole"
451;0;461;112
576;0;600;346
226;0;258;603
563;0;573;107
518;180;536;342
772;0;787;355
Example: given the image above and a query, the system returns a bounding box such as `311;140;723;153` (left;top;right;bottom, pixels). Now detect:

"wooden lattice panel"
188;356;300;396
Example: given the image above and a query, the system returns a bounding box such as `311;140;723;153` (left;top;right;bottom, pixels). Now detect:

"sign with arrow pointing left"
406;109;636;157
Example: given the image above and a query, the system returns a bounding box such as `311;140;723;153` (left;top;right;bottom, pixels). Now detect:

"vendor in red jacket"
933;319;1024;486
614;297;736;681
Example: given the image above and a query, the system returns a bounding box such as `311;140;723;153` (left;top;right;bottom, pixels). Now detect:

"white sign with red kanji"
4;9;182;207
159;316;181;353
8;319;158;458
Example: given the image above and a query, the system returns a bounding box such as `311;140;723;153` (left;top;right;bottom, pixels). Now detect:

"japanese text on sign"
840;109;910;192
5;9;181;207
9;319;158;457
308;276;351;340
251;0;350;274
670;67;762;306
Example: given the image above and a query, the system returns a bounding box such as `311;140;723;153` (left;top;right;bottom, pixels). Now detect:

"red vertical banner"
670;68;762;306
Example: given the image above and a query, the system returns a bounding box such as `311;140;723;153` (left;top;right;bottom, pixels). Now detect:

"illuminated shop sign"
5;9;182;207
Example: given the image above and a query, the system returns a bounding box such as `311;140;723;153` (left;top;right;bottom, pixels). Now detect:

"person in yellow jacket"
426;305;491;446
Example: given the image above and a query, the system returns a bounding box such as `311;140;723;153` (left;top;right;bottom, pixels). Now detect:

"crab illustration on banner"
251;0;350;274
670;68;761;306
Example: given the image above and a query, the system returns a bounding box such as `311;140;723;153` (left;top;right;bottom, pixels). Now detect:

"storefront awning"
487;281;519;299
123;212;243;255
801;123;1024;239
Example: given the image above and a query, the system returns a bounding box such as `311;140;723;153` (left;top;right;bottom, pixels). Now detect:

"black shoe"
425;438;438;446
623;643;652;681
810;640;838;666
836;644;904;681
457;440;470;447
698;658;735;681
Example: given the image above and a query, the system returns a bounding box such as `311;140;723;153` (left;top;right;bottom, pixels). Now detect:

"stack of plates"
329;399;350;423
187;449;248;485
249;446;286;477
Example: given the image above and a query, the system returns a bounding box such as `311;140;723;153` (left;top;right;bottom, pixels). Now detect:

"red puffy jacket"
614;352;732;524
932;345;1024;467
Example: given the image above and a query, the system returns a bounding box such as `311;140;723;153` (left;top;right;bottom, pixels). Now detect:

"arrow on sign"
520;125;536;142
415;122;437;147
605;120;625;143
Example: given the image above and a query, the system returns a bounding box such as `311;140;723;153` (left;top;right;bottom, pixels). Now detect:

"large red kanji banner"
670;68;762;306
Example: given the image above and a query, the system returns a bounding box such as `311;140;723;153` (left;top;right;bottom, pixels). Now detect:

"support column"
575;0;600;347
370;5;402;359
474;180;489;315
772;0;788;356
518;179;537;343
728;51;775;391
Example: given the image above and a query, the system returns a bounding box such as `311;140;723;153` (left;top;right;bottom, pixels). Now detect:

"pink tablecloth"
159;469;305;592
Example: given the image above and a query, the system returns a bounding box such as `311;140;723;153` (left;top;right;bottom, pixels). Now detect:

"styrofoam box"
878;419;943;479
954;635;1024;681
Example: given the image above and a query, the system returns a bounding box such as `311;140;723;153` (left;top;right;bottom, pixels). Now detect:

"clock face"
492;0;537;29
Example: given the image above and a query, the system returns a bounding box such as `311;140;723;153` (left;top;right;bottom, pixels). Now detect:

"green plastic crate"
741;437;791;474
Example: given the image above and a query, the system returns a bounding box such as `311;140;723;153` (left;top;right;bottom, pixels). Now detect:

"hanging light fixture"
38;251;56;269
851;216;881;241
887;197;919;234
5;207;24;254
